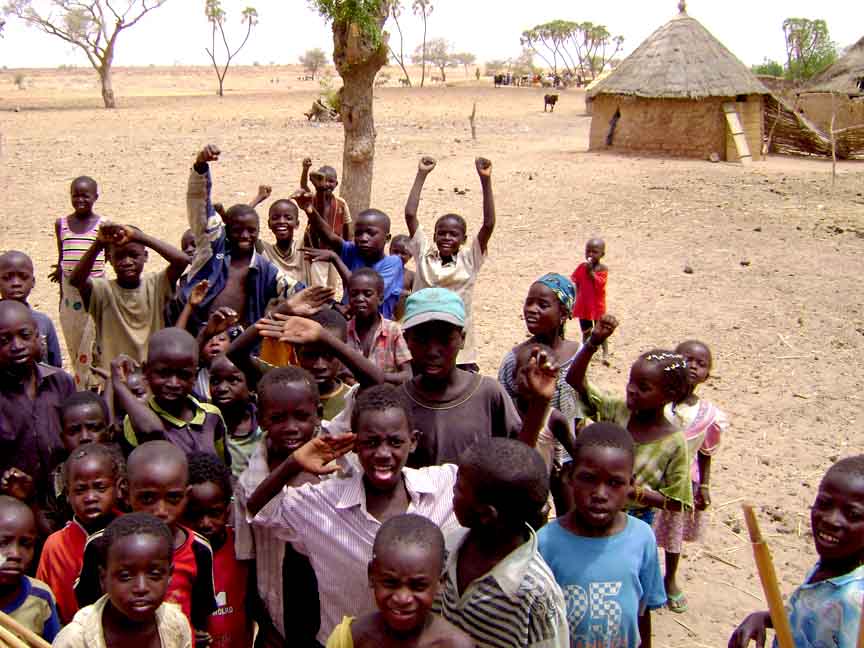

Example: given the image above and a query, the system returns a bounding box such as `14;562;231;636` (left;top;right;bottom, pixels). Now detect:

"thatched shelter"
588;3;769;161
796;36;864;136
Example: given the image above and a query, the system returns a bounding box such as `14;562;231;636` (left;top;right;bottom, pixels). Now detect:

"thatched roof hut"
804;36;864;96
588;3;769;160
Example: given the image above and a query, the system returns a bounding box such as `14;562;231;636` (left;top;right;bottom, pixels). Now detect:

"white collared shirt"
252;463;461;644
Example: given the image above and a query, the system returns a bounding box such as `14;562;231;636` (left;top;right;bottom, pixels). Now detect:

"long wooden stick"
0;625;29;648
742;504;795;648
0;610;51;648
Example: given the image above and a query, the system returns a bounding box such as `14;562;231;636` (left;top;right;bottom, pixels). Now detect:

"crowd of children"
0;145;856;648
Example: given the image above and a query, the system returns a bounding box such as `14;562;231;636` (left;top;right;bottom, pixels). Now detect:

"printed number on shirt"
565;582;623;641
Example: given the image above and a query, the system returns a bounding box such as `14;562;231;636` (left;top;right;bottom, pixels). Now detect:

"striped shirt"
434;526;570;648
252;463;462;644
59;216;105;278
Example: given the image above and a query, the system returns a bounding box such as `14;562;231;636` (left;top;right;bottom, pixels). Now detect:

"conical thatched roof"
589;8;768;99
803;36;864;96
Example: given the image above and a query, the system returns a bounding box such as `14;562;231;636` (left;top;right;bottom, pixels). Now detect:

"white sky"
1;0;861;70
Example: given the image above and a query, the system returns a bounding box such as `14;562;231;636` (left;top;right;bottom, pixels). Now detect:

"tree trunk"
98;65;116;109
420;17;427;88
217;75;224;97
331;13;389;217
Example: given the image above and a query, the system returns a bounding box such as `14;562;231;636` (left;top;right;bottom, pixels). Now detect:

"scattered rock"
740;260;751;267
753;226;762;232
708;152;721;162
683;264;694;274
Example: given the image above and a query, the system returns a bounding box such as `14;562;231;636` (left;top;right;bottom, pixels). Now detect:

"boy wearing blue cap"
400;288;542;468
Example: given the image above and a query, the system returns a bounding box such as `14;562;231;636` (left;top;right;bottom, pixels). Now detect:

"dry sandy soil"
2;65;864;647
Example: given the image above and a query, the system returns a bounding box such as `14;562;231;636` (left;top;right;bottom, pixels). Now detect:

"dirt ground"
2;65;864;647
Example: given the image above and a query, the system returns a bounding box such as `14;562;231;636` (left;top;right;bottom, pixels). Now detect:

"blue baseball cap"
402;288;465;330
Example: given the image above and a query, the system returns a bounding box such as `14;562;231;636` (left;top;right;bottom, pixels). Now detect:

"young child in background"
538;423;666;648
435;438;569;648
37;443;121;624
0;250;62;367
301;158;352;291
258;198;310;286
55;513;192;648
729;455;864;648
0;495;60;642
76;441;217;639
389;234;415;321
654;340;728;613
566;316;693;526
208;353;262;478
326;514;473;648
345;268;412;385
185;452;254;648
69;221;189;376
571;238;609;360
403;156;496;372
50;175;104;386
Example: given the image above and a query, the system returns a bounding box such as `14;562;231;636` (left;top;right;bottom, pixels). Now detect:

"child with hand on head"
326;513;473;648
654;339;728;613
566;316;693;526
538;423;666;648
114;327;229;463
0;495;60;642
301;159;353;290
729;455;864;648
571;238;609;360
208;353;262;478
75;441;217;640
403;156;496;372
0;250;62;367
51;175;104;385
69;221;189;376
56;513;192;648
37;443;121;624
345;268;412;385
435;438;569;648
184;452;254;648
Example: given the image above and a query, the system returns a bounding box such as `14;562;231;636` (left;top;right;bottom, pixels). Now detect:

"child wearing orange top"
571;238;608;359
37;443;120;625
184;452;254;648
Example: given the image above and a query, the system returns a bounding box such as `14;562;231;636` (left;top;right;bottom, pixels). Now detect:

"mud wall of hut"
797;94;864;133
589;94;763;160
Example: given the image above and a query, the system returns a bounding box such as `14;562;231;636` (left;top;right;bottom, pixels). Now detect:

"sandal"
667;591;688;613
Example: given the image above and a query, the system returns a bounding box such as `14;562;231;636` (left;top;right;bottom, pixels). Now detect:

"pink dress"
570;263;607;320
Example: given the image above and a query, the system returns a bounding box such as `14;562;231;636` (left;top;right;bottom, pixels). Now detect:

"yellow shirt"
326;617;355;648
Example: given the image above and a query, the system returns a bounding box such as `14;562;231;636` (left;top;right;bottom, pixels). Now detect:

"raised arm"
516;346;557;448
250;184;272;209
176;280;210;332
301;248;352;289
130;227;189;286
300;158;312;192
68;227;110;310
187;145;221;238
293;191;343;252
404;156;436;237
112;356;164;439
475;157;495;254
565;314;618;400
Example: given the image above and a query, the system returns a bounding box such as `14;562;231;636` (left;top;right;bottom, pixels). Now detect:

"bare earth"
2;65;864;648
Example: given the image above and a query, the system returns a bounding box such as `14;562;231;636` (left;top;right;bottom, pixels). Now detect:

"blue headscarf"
536;273;576;318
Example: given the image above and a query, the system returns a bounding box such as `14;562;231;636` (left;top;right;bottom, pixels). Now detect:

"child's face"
523;283;564;337
568;445;634;533
70;180;98;215
311;168;338;193
209;355;250;409
67;455;117;528
0;309;40;372
433;217;467;258
61;403;110;452
108;242;147;286
125;372;150;402
353;214;390;261
0;257;35;302
180;231;197;260
202;332;230;364
348;275;383;319
810;471;864;564
585;241;605;264
355;408;417;492
297;342;341;391
226;212;259;252
184;481;229;548
369;544;441;634
260;382;319;459
0;506;36;585
677;342;711;388
625;360;671;412
389;240;411;267
268;203;299;242
404;321;464;381
128;461;189;530
101;534;172;623
144;348;198;407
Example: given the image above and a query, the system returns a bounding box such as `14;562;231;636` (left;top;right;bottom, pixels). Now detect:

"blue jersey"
340;241;403;319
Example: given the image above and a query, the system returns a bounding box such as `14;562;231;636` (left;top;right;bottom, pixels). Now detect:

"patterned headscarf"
536;273;576;318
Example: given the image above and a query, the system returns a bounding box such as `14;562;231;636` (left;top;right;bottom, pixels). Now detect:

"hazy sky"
1;0;861;70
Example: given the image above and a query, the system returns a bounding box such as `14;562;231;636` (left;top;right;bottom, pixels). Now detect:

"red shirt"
207;528;253;648
571;263;608;321
36;519;89;624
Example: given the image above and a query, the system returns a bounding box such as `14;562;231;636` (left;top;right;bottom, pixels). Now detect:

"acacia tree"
300;47;328;79
412;37;452;81
310;0;389;216
385;0;410;85
3;0;168;108
412;0;431;86
782;17;837;81
451;51;475;76
570;22;623;77
204;0;258;97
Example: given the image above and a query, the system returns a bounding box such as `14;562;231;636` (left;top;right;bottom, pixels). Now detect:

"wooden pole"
742;504;795;648
0;625;29;648
469;102;477;141
0;611;51;648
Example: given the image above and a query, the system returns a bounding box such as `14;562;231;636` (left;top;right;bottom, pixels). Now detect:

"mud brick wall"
797;94;864;133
